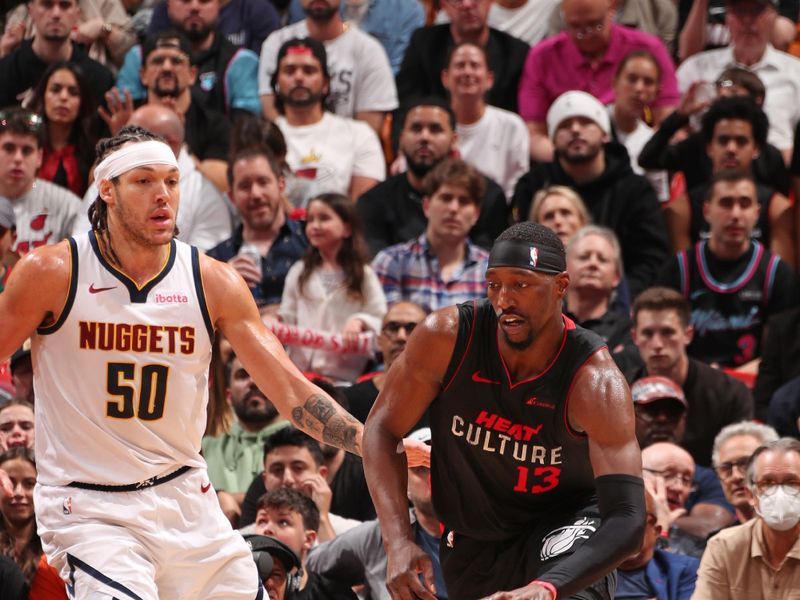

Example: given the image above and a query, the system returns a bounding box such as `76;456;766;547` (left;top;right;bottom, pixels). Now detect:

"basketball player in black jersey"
363;223;646;600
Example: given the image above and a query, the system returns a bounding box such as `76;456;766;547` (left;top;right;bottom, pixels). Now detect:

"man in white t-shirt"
488;0;560;45
676;0;800;161
272;37;385;204
0;108;82;255
258;0;397;134
442;41;529;200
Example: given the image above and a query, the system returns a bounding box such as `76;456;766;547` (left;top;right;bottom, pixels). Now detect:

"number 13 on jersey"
106;362;169;421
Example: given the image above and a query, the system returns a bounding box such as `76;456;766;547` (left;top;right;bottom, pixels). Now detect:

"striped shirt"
372;235;489;311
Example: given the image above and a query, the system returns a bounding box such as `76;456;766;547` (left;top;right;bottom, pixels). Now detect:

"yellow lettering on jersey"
79;321;196;356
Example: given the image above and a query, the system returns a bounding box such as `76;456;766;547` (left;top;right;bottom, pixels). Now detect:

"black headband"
487;239;566;274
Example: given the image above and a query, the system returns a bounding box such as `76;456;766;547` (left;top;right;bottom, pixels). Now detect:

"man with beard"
364;221;646;600
343;301;429;426
512;90;668;298
208;146;307;313
270;37;385;203
104;30;231;191
632;377;737;545
357;97;508;256
258;0;397;134
116;0;260;117
0;0;113;109
371;159;490;312
203;352;288;525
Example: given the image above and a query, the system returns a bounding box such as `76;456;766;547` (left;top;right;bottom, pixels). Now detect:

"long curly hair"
88;125;170;266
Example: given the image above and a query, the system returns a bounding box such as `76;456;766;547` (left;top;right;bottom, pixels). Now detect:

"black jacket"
624;358;754;466
755;306;800;421
0;39;113;111
512;142;669;297
357;172;509;257
637;110;790;195
396;24;529;113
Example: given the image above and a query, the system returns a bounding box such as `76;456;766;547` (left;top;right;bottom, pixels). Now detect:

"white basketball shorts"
34;467;263;600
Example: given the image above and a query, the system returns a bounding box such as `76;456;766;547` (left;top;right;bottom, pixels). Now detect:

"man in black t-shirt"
625;286;754;467
364;222;646;600
357;97;508;256
0;0;113;109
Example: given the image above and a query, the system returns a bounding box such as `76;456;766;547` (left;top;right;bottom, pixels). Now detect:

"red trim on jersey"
498;315;570;390
562;346;608;440
442;301;478;393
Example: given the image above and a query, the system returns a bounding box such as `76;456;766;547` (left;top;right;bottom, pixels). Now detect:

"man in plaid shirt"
372;158;489;312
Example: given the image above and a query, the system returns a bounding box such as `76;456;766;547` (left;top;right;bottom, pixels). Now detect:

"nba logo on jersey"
62;496;72;515
530;247;538;268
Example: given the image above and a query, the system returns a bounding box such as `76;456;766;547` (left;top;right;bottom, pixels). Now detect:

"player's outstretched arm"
202;255;363;455
0;242;71;362
490;350;645;600
363;307;459;600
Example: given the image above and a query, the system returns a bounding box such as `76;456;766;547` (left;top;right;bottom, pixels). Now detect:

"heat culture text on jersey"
78;321;196;355
452;410;562;462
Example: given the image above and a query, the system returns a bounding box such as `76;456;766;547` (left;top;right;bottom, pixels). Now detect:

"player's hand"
402;438;431;468
479;582;555;600
98;87;134;136
298;473;332;517
0;468;12;497
385;539;436;599
228;255;262;287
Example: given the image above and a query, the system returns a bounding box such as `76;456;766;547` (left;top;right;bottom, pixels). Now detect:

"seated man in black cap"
244;534;301;600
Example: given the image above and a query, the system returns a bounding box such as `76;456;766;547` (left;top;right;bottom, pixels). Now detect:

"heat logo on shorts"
539;517;599;561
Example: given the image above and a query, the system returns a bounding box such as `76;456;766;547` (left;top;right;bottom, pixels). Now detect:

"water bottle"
238;243;265;305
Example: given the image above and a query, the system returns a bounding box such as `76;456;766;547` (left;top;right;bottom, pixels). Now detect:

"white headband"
94;140;179;183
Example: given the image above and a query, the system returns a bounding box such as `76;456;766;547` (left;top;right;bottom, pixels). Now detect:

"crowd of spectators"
4;0;800;596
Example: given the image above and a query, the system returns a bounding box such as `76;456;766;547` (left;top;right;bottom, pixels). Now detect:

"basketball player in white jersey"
0;125;417;599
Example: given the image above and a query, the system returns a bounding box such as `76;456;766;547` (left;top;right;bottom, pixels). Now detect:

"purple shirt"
518;23;680;122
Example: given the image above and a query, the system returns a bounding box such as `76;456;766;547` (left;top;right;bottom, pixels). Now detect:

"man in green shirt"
203;351;289;524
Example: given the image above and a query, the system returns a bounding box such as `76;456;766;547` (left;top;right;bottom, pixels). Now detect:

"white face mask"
756;485;800;531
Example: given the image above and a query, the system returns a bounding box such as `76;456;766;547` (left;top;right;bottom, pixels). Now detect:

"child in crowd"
280;193;386;383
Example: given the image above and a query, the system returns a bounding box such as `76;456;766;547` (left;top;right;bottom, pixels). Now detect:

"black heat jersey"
429;299;607;542
678;240;780;367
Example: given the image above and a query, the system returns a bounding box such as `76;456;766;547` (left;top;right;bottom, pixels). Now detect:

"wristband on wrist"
530;580;557;599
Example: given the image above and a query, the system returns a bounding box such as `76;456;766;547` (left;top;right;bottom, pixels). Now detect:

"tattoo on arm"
292;394;362;455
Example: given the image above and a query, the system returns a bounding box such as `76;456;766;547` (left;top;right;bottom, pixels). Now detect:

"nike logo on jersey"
472;371;500;385
201;482;212;494
89;284;117;294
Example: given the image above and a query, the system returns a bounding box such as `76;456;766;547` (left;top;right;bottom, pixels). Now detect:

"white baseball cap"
546;90;611;140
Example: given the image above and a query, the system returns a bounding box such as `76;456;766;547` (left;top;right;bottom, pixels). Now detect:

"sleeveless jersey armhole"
37;237;79;335
191;246;215;343
441;301;478;393
562;346;607;440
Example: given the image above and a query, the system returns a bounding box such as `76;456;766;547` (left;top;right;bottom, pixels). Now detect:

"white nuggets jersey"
32;232;213;486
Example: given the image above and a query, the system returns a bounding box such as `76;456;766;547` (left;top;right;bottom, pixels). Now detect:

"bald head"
642;442;695;510
128;105;185;157
561;0;613;57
